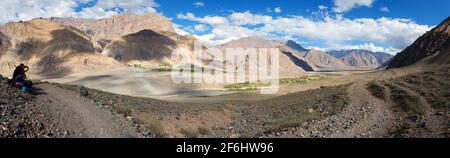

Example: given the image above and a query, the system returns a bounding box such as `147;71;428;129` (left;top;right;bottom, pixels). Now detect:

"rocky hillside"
340;50;380;69
373;52;394;65
102;30;197;67
388;16;450;68
305;49;355;71
49;13;175;48
49;13;198;68
0;19;124;78
0;76;56;138
0;32;9;55
284;40;308;54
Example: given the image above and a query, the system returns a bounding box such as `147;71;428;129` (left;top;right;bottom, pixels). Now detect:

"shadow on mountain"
48;28;96;53
0;32;10;56
97;39;112;48
282;51;314;71
103;29;177;62
12;28;99;78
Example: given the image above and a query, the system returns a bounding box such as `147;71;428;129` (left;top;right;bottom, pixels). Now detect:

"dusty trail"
386;82;447;138
265;82;397;138
32;82;144;138
329;82;396;137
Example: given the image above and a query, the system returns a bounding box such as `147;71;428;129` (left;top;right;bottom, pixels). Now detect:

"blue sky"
160;0;449;53
1;0;449;54
159;0;449;25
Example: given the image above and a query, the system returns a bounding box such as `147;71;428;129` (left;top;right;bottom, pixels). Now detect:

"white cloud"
177;11;431;52
274;7;282;13
339;43;400;54
194;24;207;32
262;16;431;50
0;0;159;24
380;6;389;12
177;12;229;26
173;23;190;36
332;0;374;13
193;1;204;8
318;5;328;10
228;11;272;25
93;0;158;14
75;0;159;18
307;47;327;52
0;0;77;23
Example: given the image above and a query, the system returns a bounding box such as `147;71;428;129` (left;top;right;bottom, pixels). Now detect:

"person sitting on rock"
11;63;32;92
12;63;29;79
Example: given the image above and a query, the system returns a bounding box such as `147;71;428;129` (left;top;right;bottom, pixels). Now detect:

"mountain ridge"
388;16;450;68
327;49;393;69
0;19;124;77
48;13;175;49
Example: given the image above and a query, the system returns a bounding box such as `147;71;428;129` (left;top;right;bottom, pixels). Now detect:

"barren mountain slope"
305;49;355;71
0;32;9;55
216;37;312;78
388;16;450;68
0;19;124;78
49;13;175;48
340;50;380;69
284;40;308;54
101;30;198;68
328;49;393;69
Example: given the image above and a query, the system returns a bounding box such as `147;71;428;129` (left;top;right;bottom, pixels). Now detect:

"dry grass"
367;81;386;100
235;84;350;136
394;69;450;110
271;111;317;131
135;113;165;137
387;84;426;118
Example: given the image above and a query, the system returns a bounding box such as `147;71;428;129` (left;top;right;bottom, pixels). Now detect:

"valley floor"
0;65;449;138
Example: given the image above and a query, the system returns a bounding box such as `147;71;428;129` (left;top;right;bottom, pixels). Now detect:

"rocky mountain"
327;50;351;58
102;30;197;67
216;37;393;73
48;13;199;68
388;16;450;68
48;13;175;49
340;51;380;69
0;19;124;78
327;49;393;69
284;40;308;54
216;36;313;78
373;52;394;65
0;32;9;55
305;49;355;71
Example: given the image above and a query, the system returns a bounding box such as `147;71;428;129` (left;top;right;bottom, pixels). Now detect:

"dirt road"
264;82;397;138
329;82;396;137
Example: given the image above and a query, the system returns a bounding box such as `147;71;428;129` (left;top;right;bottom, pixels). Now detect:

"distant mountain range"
304;49;355;71
6;12;439;79
217;36;394;73
327;49;393;69
215;36;310;78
